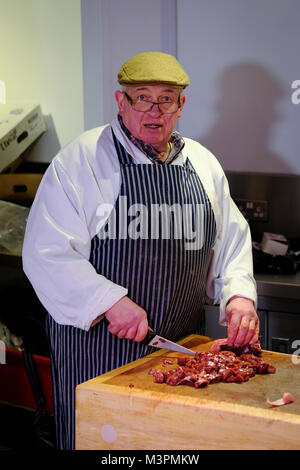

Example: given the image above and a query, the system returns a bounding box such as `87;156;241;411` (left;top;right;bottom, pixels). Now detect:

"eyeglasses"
123;91;181;114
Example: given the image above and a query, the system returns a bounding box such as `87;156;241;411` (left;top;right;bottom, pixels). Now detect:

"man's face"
115;84;185;153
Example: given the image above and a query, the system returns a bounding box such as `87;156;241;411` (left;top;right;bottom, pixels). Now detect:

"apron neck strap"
111;128;136;165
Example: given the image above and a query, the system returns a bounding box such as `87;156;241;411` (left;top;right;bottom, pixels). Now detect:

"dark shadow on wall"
200;63;292;174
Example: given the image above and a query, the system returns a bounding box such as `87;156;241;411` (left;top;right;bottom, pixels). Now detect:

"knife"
143;330;196;356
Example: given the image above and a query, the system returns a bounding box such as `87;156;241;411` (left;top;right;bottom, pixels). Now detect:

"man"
22;51;258;450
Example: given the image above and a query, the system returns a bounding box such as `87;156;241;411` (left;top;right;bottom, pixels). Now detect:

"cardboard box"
261;232;289;256
0;173;43;202
0;173;43;263
0;103;47;172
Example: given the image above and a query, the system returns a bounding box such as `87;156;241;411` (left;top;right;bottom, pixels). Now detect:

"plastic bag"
0;321;23;350
0;200;30;255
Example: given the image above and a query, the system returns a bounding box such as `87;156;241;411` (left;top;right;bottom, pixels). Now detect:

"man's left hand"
226;297;259;347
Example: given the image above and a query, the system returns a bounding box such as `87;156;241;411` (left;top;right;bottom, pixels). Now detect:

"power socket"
234;198;268;222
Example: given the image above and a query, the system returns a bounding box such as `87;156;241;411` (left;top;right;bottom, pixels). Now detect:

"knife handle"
141;329;157;345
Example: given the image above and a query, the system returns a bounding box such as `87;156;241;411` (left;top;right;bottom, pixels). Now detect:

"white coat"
22;117;257;331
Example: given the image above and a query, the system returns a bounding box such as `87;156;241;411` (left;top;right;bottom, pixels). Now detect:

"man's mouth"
144;124;162;129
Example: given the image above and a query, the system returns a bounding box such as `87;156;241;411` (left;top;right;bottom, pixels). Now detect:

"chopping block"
75;335;300;450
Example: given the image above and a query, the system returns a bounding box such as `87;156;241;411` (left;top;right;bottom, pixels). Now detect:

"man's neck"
117;114;184;165
155;142;171;162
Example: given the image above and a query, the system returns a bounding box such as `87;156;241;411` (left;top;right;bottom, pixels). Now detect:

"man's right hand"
105;296;149;342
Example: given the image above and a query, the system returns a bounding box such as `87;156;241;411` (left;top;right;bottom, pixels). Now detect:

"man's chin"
141;133;167;151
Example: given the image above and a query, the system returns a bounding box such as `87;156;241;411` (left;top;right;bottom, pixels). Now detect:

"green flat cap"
118;51;190;88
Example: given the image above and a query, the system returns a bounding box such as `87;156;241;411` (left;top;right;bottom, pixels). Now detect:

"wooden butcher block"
75;335;300;450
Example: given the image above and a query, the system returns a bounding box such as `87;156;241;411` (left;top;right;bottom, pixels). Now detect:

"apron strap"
111;128;136;165
184;156;195;171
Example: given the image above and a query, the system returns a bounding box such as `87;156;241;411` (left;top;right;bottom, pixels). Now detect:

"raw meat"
149;341;275;388
209;338;262;356
267;392;295;407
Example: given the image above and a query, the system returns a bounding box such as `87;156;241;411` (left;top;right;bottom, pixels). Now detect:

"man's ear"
115;90;125;113
177;93;186;118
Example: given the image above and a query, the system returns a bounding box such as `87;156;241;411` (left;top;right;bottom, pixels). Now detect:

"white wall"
1;0;299;174
81;0;104;131
99;0;176;124
0;0;84;162
177;0;300;175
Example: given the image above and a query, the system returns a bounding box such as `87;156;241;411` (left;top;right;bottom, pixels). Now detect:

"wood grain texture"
75;335;300;450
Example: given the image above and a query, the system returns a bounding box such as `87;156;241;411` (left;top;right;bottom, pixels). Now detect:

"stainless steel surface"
255;272;300;300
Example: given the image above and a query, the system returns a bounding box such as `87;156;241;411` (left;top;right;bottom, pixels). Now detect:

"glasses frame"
123;91;181;114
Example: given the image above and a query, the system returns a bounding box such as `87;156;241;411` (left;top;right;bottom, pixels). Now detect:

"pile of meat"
149;340;276;388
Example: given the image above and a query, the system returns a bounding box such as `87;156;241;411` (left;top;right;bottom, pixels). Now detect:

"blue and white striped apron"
46;129;216;450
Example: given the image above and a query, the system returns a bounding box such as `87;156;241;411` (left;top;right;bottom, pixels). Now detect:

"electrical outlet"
234;199;268;222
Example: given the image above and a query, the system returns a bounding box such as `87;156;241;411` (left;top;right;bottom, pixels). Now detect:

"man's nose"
147;103;163;116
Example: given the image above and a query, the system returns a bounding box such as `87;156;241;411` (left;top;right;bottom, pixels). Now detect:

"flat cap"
118;51;190;88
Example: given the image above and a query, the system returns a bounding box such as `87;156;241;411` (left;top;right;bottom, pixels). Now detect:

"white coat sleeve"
205;170;257;326
22;159;128;331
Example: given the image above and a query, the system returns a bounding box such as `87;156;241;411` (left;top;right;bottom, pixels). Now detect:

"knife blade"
143;330;196;356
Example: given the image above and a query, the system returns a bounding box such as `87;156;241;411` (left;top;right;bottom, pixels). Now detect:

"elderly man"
22;51;258;450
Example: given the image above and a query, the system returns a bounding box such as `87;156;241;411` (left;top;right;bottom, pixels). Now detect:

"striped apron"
46;129;216;450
